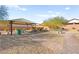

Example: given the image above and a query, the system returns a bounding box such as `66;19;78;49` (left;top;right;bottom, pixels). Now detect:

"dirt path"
61;32;79;54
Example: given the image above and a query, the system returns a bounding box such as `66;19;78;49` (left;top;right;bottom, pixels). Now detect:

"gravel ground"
1;31;79;54
0;31;63;54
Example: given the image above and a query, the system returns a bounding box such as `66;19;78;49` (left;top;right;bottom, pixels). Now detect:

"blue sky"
6;5;79;23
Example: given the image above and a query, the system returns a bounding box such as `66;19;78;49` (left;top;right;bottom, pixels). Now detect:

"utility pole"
9;20;13;35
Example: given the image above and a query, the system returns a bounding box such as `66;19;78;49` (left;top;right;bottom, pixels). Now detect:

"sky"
5;5;79;23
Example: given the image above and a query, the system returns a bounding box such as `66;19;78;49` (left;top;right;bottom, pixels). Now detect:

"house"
62;18;79;31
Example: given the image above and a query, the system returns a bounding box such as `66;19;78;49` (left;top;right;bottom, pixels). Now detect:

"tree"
42;16;68;29
0;5;8;20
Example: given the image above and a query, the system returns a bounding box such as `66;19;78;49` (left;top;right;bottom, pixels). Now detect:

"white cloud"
65;7;70;10
37;11;61;18
9;15;27;20
7;5;27;11
37;14;58;18
37;14;50;17
15;6;27;11
51;14;58;17
21;8;27;11
55;12;61;15
48;10;61;15
48;10;53;13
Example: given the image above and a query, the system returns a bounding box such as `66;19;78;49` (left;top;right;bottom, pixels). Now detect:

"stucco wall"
63;24;79;31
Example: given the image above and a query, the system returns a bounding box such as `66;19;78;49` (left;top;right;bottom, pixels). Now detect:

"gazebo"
0;19;36;35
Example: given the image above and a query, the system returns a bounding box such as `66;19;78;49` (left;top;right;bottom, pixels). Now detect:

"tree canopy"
0;5;8;20
42;16;68;29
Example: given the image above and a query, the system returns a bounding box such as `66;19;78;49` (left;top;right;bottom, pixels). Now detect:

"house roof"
68;18;79;23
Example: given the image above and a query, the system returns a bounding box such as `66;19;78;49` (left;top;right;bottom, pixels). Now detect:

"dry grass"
0;31;63;54
0;45;53;54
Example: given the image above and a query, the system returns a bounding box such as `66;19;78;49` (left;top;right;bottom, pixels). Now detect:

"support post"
9;20;13;35
26;23;28;30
